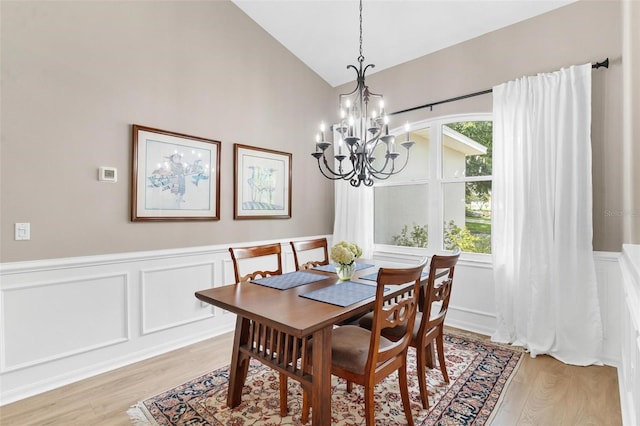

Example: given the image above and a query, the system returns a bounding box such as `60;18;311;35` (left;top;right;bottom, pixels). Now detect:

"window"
374;115;492;254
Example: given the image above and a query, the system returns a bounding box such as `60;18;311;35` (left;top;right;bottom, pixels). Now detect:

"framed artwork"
131;124;221;221
234;143;292;220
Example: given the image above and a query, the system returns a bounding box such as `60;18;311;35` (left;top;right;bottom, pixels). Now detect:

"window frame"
373;113;493;261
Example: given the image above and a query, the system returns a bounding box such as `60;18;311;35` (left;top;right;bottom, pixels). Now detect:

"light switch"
15;223;30;241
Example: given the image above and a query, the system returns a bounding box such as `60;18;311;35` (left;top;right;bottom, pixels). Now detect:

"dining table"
194;259;432;425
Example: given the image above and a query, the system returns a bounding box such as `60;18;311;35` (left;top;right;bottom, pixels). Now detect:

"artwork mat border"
131;124;221;221
233;143;292;220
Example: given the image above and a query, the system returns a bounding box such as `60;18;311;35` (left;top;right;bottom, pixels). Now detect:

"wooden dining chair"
289;238;329;271
359;248;460;409
301;259;427;426
228;242;290;416
229;242;283;283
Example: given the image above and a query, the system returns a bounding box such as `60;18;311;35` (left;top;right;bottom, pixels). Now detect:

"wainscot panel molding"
618;244;640;426
0;240;624;407
1;273;129;372
0;236;330;405
140;261;216;335
594;251;625;366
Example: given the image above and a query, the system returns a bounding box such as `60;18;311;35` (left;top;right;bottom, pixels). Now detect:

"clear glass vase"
335;262;355;281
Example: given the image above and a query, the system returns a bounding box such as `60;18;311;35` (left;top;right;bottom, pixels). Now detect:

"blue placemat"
300;281;388;307
250;271;327;290
360;270;430;282
312;262;374;273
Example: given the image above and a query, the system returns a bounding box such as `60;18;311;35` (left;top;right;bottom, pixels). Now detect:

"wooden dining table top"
194;260;421;337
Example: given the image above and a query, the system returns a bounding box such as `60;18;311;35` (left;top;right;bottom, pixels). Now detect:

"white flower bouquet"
330;241;362;266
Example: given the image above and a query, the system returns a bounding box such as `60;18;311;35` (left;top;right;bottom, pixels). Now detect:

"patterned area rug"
128;333;523;425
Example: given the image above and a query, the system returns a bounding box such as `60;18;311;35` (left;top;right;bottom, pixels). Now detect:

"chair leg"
364;383;375;426
416;345;430;409
346;380;353;393
279;373;288;417
398;363;415;426
435;333;449;383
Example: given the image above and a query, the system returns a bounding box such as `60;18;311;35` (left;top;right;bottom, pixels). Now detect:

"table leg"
425;342;435;368
311;326;332;425
227;316;250;408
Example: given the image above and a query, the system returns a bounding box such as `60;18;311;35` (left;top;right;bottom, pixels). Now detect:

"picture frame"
131;124;221;221
234;143;292;220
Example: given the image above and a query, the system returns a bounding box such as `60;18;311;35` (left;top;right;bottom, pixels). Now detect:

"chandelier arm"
315;157;355;181
361;175;374;187
369;151;412;178
339;64;365;98
362;63;375;76
326;153;360;181
367;154;391;175
321;155;351;178
366;172;394;182
368;162;395;179
392;153;412;174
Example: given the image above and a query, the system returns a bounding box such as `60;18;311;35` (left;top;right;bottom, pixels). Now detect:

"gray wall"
342;0;628;252
2;0;635;262
1;1;335;262
623;0;640;244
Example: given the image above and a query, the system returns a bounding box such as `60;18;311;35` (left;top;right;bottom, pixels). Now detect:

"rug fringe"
127;402;156;426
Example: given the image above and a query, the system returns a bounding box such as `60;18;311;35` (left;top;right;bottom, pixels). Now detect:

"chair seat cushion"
330;325;395;375
358;312;422;341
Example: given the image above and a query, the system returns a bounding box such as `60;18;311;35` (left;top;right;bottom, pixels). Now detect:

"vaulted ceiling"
233;0;577;87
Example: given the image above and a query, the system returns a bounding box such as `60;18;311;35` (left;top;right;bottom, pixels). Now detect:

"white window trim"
373;113;493;263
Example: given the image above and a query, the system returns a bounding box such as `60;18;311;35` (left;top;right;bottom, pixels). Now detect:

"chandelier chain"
358;0;363;62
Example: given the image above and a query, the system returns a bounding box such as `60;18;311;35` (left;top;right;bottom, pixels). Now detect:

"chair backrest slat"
289;238;329;271
229;243;283;283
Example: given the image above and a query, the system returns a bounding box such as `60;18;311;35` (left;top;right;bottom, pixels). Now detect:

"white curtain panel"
491;63;603;365
332;179;374;259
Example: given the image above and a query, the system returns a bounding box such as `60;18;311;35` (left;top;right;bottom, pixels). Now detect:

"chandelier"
312;0;414;187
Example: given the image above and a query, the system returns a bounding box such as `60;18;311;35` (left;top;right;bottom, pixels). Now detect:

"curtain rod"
389;58;609;116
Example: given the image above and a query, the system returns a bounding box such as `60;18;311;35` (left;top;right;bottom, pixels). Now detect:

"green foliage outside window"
392;223;428;248
444;220;491;254
391;220;491;254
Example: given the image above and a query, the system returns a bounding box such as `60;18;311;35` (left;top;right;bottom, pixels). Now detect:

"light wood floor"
0;330;622;425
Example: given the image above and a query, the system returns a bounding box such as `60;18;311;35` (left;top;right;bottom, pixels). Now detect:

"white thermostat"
99;167;117;182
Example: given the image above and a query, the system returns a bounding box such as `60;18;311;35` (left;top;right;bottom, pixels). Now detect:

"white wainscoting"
618;244;640;426
0;239;626;406
0;238;316;405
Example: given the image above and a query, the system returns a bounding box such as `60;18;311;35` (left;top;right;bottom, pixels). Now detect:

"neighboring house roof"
443;126;487;156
